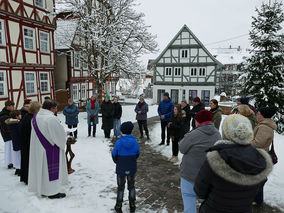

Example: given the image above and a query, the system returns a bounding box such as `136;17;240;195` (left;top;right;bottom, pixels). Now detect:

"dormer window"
35;0;45;8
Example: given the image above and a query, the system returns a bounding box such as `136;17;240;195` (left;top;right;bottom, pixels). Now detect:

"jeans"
68;124;78;138
138;120;149;137
116;175;136;204
104;129;111;138
181;178;197;213
172;136;180;156
161;121;170;143
113;119;121;137
88;124;96;136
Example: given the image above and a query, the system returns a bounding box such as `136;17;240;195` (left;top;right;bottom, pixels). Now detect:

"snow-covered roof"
55;18;78;50
210;48;250;65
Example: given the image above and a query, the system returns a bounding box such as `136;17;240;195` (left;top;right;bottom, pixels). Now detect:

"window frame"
0;19;6;46
39;72;50;93
82;53;88;70
35;0;45;8
199;67;206;76
74;52;80;69
190;67;197;77
81;83;87;100
72;84;79;102
181;49;189;58
0;71;8;98
24;72;37;95
23;26;36;51
174;67;182;77
39;31;50;53
165;67;172;76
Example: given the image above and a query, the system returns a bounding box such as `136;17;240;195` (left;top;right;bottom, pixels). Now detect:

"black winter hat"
120;121;134;135
163;92;169;98
239;97;249;105
258;106;278;118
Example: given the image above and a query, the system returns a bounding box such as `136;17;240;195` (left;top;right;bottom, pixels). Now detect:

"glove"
90;115;95;118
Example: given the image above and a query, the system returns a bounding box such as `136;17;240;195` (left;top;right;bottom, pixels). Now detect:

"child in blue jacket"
112;121;140;213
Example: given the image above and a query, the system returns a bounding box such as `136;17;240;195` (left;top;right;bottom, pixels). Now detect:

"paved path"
112;116;283;213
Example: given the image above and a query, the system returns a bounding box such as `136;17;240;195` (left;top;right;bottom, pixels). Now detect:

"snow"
210;47;250;65
0;104;158;213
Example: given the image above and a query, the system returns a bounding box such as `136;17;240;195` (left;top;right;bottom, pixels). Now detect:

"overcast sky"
136;0;284;65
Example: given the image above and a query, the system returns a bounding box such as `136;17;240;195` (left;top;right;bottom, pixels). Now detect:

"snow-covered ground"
0;104;158;213
148;115;284;211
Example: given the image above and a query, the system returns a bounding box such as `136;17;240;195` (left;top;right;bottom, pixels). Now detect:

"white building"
152;25;222;105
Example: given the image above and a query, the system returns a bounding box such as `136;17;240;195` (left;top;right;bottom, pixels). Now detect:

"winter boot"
48;193;66;199
139;135;143;139
130;201;136;213
159;141;165;145
8;164;13;169
166;141;170;146
15;169;21;176
146;134;150;140
114;203;123;213
170;156;179;163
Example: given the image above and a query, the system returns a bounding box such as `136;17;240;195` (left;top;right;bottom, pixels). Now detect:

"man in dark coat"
190;97;205;129
158;92;174;145
135;96;149;139
181;100;191;135
113;97;122;138
0;100;15;169
20;99;31;117
101;94;114;138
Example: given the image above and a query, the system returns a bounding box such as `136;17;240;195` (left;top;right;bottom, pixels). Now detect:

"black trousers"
161;121;170;143
68;124;78;138
172;136;180;156
116;175;136;204
138;120;149;137
104;129;111;138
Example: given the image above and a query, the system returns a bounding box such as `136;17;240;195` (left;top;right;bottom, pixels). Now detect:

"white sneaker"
168;156;174;162
170;156;179;163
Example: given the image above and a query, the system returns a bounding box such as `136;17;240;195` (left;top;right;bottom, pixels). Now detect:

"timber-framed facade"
0;0;56;109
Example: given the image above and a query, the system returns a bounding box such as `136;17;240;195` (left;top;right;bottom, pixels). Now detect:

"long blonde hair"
238;104;254;117
29;101;41;115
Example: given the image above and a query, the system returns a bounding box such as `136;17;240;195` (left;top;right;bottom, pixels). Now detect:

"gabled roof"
152;24;223;67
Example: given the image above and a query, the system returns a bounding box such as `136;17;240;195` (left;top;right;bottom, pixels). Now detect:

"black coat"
6;119;21;151
0;108;12;142
181;104;191;133
101;101;114;130
169;114;185;138
190;103;205;128
21;107;28;117
20;113;33;184
113;102;122;119
194;143;273;213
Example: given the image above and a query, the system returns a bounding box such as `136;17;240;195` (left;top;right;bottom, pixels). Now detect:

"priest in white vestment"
28;100;68;199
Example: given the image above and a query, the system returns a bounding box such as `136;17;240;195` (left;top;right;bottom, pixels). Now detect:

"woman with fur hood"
194;114;273;213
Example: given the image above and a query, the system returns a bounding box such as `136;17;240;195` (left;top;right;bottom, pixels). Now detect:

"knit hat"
24;99;32;105
239;97;249;105
163;92;169;98
258;106;278;118
193;97;201;103
222;114;253;145
104;94;110;100
195;110;213;123
120;121;134;135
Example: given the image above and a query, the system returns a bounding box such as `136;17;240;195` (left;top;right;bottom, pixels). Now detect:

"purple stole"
32;114;60;181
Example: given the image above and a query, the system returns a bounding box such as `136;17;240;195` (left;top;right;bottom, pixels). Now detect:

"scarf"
91;99;96;110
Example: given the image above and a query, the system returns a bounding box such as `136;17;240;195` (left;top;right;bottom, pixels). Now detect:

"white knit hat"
222;114;253;145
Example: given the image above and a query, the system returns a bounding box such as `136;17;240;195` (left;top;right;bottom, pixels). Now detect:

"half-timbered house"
152;25;223;105
0;0;56;109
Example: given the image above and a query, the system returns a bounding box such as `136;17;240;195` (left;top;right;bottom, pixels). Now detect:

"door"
171;89;179;104
157;89;165;103
201;90;210;105
189;90;197;104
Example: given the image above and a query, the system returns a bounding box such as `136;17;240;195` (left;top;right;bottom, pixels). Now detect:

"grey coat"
135;102;148;121
179;123;221;182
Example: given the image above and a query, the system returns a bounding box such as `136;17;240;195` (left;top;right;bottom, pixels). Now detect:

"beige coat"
251;118;277;152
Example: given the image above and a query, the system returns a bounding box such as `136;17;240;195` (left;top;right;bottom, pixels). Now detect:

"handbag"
268;141;278;164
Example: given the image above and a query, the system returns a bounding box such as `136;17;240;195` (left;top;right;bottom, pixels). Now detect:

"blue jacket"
112;135;140;176
5;119;21;151
86;100;99;125
158;99;174;122
63;104;79;125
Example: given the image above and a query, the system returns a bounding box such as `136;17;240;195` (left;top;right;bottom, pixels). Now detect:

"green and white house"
152;25;223;105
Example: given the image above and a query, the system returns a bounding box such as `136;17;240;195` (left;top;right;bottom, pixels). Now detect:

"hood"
207;140;273;186
5;118;20;125
259;118;277;130
196;123;218;136
119;135;137;149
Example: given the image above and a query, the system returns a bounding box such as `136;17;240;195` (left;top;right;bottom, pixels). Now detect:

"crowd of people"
0;93;279;213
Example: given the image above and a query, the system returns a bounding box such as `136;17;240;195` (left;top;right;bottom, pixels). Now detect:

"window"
23;27;35;51
40;72;50;93
39;31;49;53
165;67;172;76
25;72;36;95
201;90;210;105
174;67;181;76
181;49;188;58
189;90;197;104
81;84;86;100
199;68;206;76
72;84;79;101
83;53;88;70
182;90;186;101
190;68;197;76
74;52;80;69
0;71;7;97
0;19;6;46
35;0;45;8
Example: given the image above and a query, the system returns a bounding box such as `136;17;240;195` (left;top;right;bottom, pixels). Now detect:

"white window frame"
72;84;79;102
0;19;6;46
165;67;172;76
181;49;189;58
74;52;80;69
39;31;49;53
199;67;206;76
24;72;37;95
0;71;8;98
174;67;182;76
23;26;35;51
81;83;87;100
190;68;197;77
82;53;88;70
35;0;45;8
39;72;50;93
